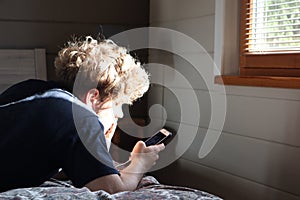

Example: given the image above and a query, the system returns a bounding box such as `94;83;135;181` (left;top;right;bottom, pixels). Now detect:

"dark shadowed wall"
0;0;149;80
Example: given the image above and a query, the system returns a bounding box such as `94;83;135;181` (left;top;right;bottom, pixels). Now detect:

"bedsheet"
0;176;222;200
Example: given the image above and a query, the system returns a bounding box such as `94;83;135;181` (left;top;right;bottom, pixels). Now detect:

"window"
240;0;300;77
214;0;300;89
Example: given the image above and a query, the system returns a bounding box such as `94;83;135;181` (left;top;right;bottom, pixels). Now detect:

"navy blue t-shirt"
0;79;119;192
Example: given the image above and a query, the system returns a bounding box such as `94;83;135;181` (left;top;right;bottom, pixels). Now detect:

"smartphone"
145;128;172;146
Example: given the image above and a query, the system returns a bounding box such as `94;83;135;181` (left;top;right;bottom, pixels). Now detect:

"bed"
0;49;222;199
0;176;222;200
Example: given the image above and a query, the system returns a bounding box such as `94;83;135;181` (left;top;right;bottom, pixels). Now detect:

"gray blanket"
0;176;222;200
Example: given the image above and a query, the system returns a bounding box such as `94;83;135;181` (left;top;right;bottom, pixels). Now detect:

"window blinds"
245;0;300;53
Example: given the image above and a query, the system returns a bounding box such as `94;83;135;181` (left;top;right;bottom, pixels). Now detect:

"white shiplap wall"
148;0;300;200
0;49;47;93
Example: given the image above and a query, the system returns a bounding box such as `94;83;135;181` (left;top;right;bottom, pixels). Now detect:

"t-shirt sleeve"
62;115;119;187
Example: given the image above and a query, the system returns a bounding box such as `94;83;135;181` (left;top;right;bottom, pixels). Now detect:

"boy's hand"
129;141;165;173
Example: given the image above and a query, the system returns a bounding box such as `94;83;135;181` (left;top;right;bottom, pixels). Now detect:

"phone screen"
145;128;172;146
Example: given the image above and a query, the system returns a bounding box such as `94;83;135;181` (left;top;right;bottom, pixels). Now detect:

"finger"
145;143;165;154
157;143;165;150
153;143;165;152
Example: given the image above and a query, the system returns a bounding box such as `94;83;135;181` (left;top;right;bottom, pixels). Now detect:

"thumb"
132;140;146;153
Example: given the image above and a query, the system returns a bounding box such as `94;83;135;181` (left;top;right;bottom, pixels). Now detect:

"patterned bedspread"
0;176;222;200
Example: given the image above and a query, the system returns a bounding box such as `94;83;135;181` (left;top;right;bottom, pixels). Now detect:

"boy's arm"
85;141;165;193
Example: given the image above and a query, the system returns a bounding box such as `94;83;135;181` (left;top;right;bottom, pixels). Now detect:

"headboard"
0;49;47;93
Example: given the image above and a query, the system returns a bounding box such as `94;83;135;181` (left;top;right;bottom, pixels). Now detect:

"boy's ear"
83;88;100;107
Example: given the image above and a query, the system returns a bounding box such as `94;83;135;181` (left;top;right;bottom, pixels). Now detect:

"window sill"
214;75;300;89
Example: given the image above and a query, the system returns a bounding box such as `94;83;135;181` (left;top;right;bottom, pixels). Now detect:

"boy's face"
97;100;123;149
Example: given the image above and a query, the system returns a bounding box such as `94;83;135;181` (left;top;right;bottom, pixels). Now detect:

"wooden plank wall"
148;0;300;200
0;0;149;80
0;49;47;93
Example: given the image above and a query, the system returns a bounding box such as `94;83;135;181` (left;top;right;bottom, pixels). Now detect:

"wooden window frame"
240;0;300;77
215;0;300;89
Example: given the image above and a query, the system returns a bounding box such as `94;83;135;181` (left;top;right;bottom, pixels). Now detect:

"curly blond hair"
54;36;150;105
